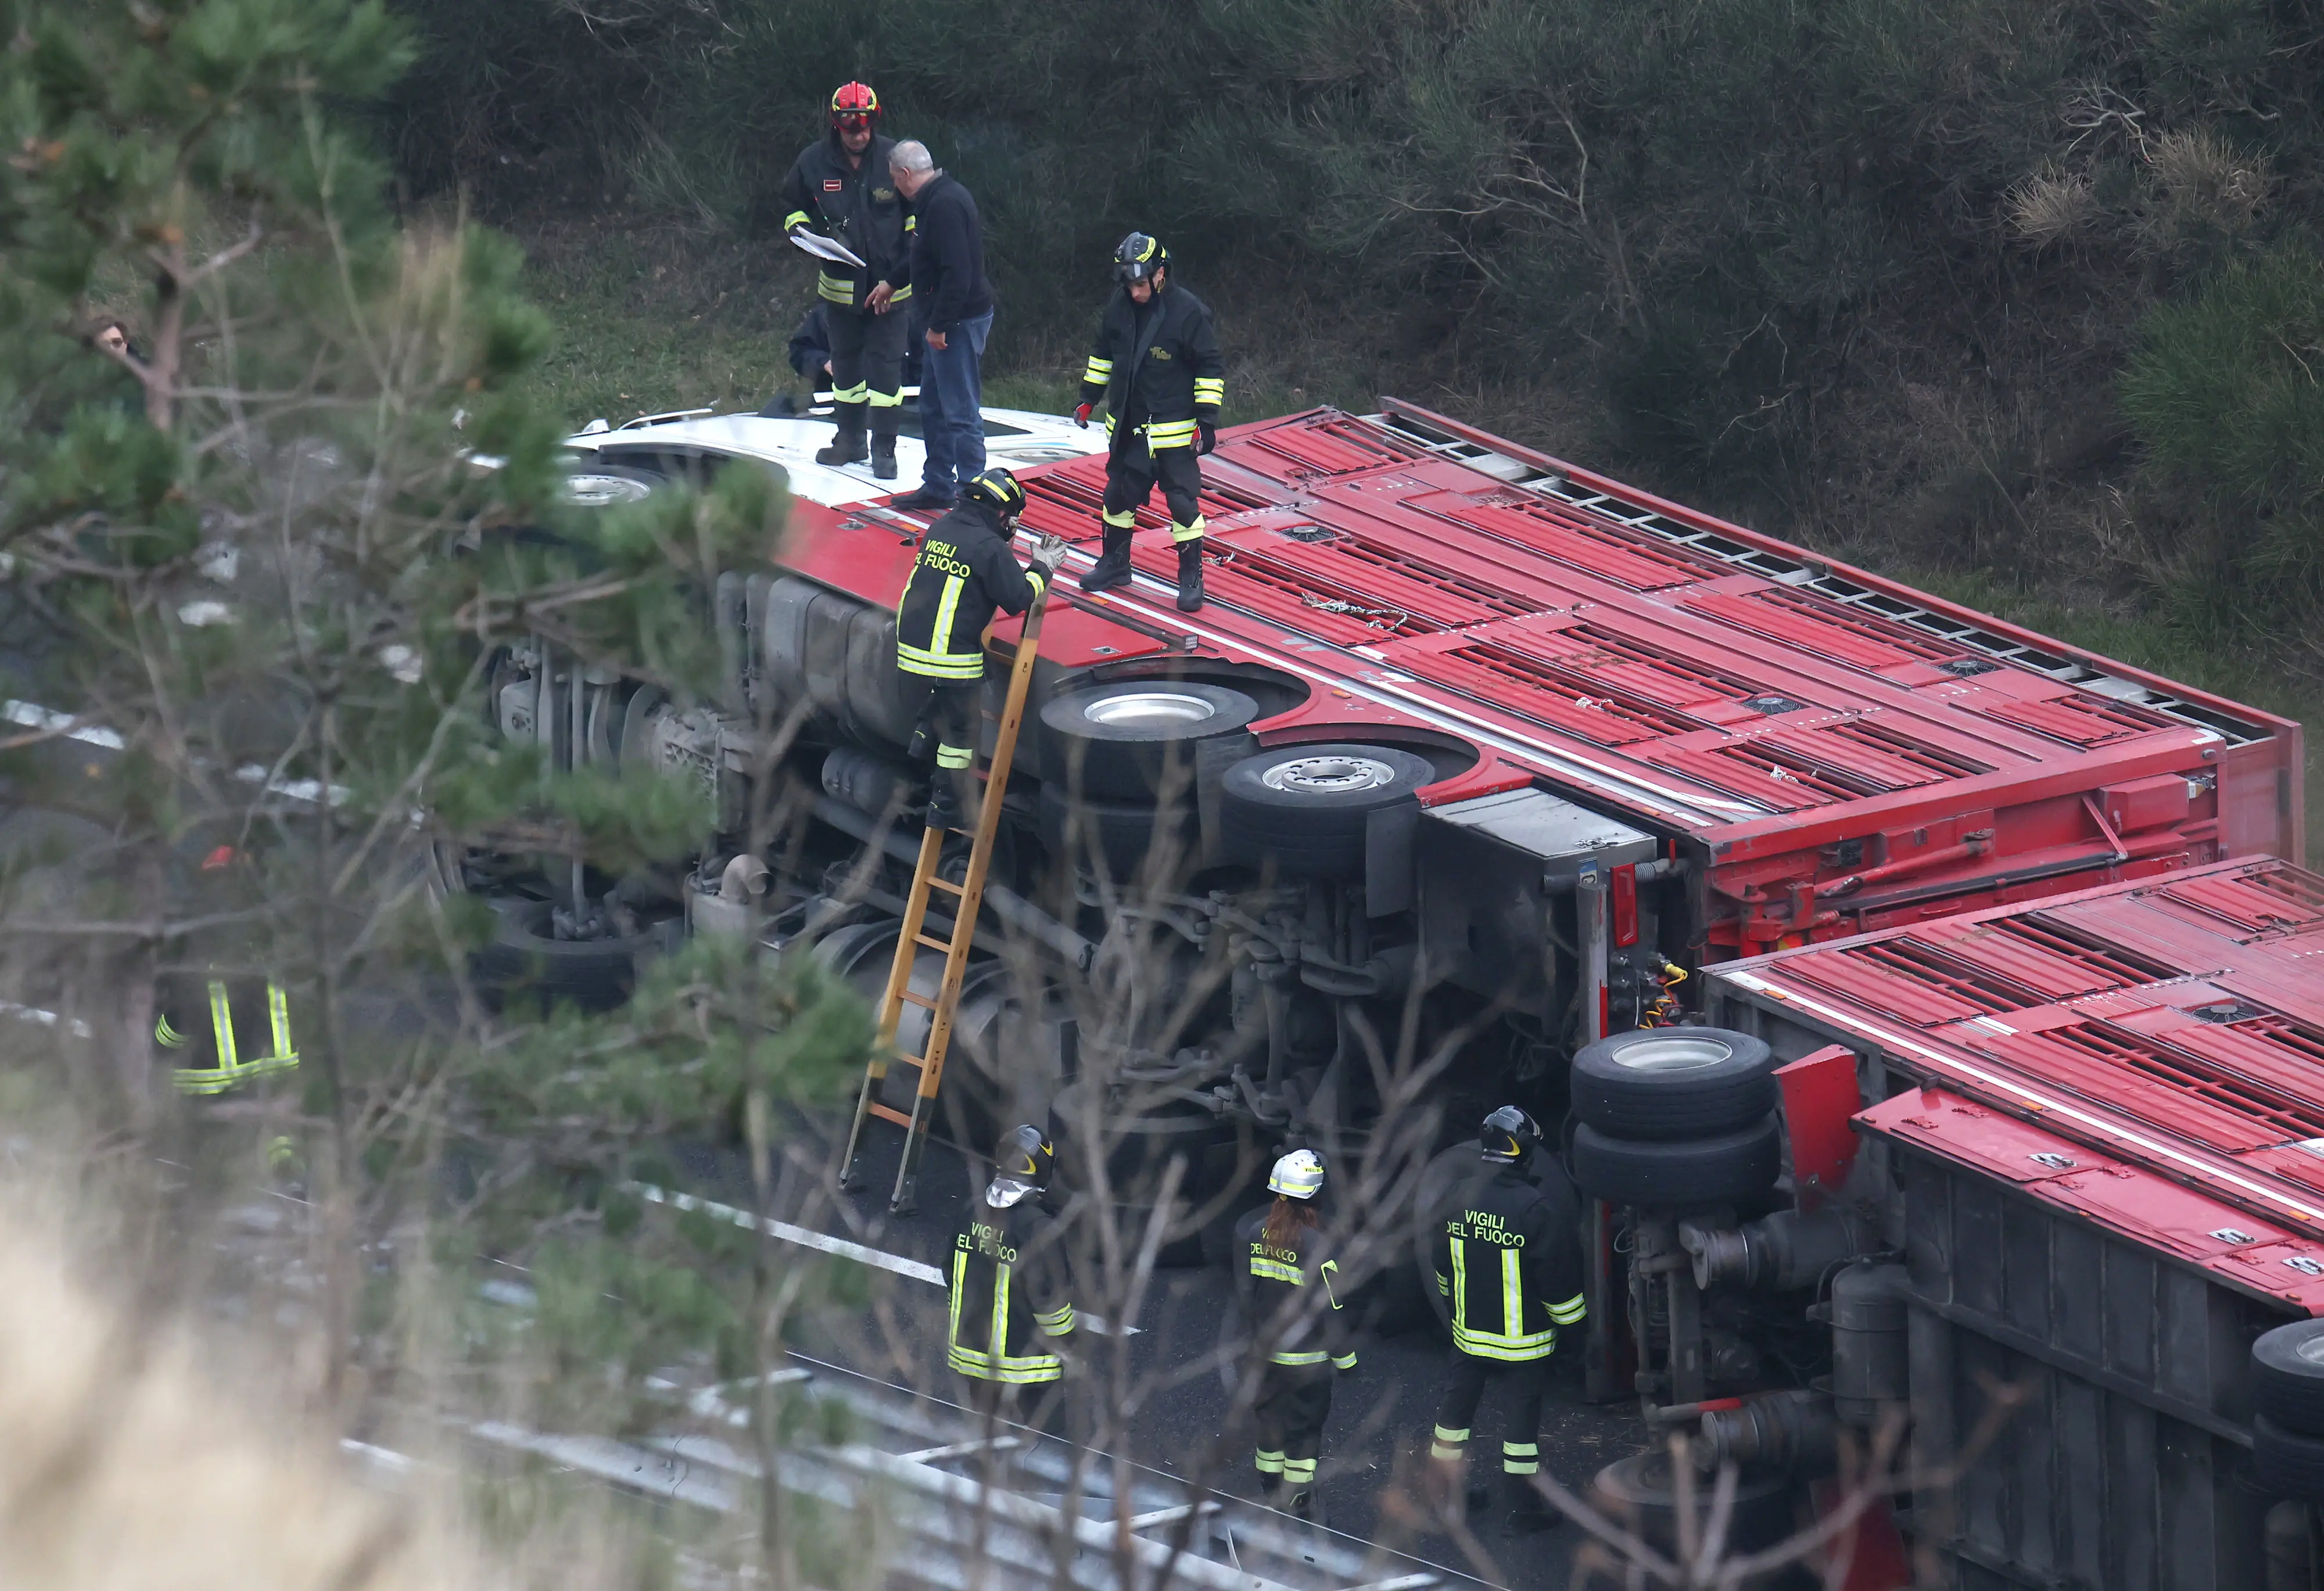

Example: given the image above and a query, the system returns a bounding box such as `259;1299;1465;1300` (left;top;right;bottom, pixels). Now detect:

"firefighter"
1428;1105;1586;1535
1072;233;1224;613
948;1123;1077;1421
152;843;299;1097
777;82;913;480
893;467;1067;831
1235;1149;1357;1519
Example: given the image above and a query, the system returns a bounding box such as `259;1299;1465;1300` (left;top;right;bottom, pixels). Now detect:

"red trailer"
510;398;2314;1581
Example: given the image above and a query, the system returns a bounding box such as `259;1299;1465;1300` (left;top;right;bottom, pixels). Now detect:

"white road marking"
627;1182;1138;1333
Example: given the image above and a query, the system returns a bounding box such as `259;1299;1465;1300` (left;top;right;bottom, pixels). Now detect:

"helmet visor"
833;112;873;131
985;1176;1038;1208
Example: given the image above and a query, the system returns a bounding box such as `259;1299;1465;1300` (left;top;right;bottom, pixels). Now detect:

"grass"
1900;568;2324;867
510;212;1400;434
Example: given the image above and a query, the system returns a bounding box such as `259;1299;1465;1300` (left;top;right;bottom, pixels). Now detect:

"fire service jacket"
895;500;1046;681
1433;1164;1587;1362
778;132;913;311
1077;282;1224;452
948;1199;1075;1383
1234;1207;1358;1371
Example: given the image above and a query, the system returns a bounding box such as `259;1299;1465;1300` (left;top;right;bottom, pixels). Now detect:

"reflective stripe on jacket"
895;500;1044;680
1078;282;1224;451
1432;1163;1586;1362
156;976;299;1094
948;1203;1073;1384
1233;1208;1358;1371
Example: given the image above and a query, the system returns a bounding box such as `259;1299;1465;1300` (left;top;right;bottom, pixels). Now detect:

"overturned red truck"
523;398;2309;1583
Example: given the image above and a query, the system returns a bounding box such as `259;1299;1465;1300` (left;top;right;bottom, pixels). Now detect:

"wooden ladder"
838;584;1050;1215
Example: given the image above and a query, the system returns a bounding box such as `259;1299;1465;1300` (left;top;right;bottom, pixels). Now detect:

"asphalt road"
731;1105;1654;1591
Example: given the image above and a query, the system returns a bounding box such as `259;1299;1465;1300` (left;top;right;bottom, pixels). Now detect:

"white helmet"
1268;1148;1325;1201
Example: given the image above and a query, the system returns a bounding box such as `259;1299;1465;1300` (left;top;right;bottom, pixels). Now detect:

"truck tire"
2254;1414;2324;1501
1048;1080;1241;1266
1037;783;1195;877
1571;1029;1777;1142
1572;1116;1783;1208
1217;743;1436;879
1039;683;1260;801
563;462;664;508
2252;1323;2324;1437
1588;1450;1796;1557
472;897;655;1011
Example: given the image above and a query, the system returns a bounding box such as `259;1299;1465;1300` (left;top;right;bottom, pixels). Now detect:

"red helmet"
830;82;881;132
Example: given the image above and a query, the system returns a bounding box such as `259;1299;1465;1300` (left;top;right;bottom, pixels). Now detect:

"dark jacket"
778;132;913;311
1078;281;1224;453
895;500;1044;681
1432;1162;1587;1362
948;1197;1075;1383
1235;1206;1358;1371
906;173;993;336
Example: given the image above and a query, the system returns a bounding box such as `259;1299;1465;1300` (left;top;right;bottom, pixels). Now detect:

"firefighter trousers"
1430;1346;1548;1477
824;303;907;412
1102;439;1205;544
905;677;982;800
1253;1360;1335;1495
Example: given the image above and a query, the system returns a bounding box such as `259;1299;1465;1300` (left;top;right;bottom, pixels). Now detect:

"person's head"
1261;1148;1324;1247
92;319;129;357
963;467;1026;531
888;139;935;200
829;81;880;155
1112;232;1168;303
985;1122;1055;1209
1480;1104;1542;1172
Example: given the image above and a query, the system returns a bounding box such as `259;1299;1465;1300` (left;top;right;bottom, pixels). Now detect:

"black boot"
869;404;899;480
1175;539;1206;612
816;401;869;465
1501;1475;1555;1535
1079;523;1133;593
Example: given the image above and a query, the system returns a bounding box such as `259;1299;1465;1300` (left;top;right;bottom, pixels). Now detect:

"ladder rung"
913;932;953;953
867;1102;914;1127
898;989;938;1010
925;876;964;895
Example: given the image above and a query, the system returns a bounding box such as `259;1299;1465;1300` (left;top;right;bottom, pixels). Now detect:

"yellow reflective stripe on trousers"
1100;508;1136;529
866;388;905;407
935;744;975;770
833;382;870;403
1171;516;1206;544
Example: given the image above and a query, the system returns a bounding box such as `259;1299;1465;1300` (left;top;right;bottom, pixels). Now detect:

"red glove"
1074;402;1093;429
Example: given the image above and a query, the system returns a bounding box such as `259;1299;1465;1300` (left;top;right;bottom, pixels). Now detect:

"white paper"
790;229;867;268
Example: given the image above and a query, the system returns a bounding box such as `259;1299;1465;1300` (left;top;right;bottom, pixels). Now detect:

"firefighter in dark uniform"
949;1124;1077;1421
1072;233;1224;613
892;467;1067;831
1429;1106;1586;1534
152;842;299;1096
1235;1149;1357;1519
777;82;914;479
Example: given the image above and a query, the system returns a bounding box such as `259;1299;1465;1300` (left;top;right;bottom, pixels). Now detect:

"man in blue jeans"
888;140;994;512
